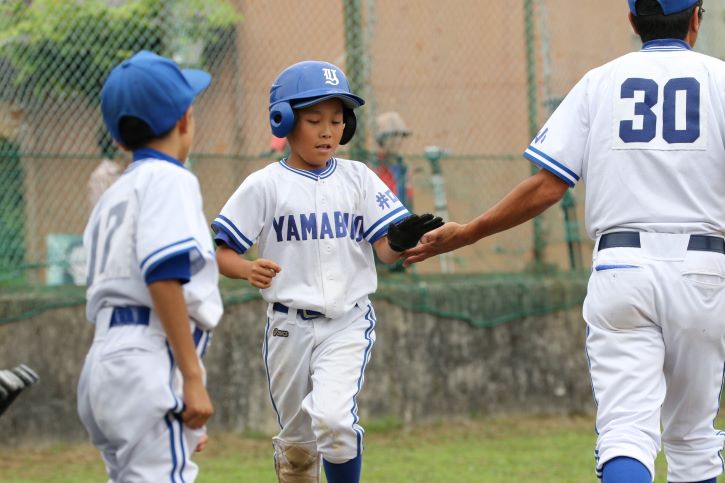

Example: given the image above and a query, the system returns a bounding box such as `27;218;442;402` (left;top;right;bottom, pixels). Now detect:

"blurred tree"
0;0;239;104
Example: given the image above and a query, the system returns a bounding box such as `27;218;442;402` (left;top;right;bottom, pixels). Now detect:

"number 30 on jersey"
614;76;707;151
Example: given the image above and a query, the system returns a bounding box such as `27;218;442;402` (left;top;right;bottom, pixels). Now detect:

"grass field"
0;414;710;482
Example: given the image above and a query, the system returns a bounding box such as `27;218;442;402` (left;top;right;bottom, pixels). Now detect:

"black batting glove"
387;213;444;252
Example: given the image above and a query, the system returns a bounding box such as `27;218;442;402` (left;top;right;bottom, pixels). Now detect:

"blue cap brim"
293;93;365;110
182;68;212;97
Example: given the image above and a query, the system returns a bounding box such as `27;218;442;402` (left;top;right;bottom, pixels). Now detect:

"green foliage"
0;0;239;103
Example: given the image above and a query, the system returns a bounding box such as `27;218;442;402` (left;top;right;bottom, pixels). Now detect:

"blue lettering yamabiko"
350;215;364;242
334;211;348;238
272;216;285;242
320;213;334;239
286;214;300;241
274;212;364;242
300;213;317;240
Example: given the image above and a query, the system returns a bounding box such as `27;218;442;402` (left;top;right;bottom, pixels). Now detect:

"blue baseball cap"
101;50;211;144
628;0;699;15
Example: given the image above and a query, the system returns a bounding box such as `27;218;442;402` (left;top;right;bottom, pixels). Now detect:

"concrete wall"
0;283;593;446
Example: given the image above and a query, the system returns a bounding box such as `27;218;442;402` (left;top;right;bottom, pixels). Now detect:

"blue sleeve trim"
212;223;248;254
144;247;195;281
369;211;413;243
145;252;191;284
139;237;195;272
523;152;576;187
211;215;254;248
363;206;409;240
525;145;580;181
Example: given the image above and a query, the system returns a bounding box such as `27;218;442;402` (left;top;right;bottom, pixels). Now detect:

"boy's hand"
249;259;282;289
402;222;467;265
182;376;214;429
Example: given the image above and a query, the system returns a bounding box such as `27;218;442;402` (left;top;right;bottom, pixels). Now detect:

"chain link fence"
0;0;723;288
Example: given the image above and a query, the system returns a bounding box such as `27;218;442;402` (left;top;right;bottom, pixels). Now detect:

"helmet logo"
322;68;340;86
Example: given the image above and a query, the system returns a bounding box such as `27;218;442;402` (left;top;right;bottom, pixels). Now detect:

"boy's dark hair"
632;0;703;43
118;116;172;150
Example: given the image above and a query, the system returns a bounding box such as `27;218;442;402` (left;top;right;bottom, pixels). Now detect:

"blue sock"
602;457;651;483
323;453;362;483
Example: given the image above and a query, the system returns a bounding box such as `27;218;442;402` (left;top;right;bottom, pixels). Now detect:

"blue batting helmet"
269;61;365;145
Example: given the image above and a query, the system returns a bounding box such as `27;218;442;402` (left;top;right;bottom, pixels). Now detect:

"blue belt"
109;306;150;327
108;305;209;357
599;232;725;254
272;302;324;320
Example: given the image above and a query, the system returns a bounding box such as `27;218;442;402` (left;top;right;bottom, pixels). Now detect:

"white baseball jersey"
84;152;222;330
524;39;725;239
79;151;221;482
212;157;410;319
526;39;725;482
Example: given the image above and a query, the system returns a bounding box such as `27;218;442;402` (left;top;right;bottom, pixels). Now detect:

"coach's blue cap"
101;50;211;144
628;0;699;15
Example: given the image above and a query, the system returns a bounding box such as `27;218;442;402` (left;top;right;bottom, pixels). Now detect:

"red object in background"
374;164;397;195
270;135;287;153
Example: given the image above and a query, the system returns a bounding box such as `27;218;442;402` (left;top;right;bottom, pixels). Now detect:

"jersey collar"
132;147;185;168
280;157;337;181
641;39;691;52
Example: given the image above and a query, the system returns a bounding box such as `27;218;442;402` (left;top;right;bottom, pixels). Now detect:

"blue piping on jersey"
641;39;691;52
175;413;188;483
166;344;182;414
280;157;337;180
263;316;283;429
594;264;639;271
145;252;191;285
369;210;412;244
211;222;248;255
144;246;200;282
584;325;600;428
525;145;580;182
213;215;253;249
715;362;725;472
524;152;575;187
350;304;376;453
363;206;409;240
165;414;180;482
140;237;196;272
586;325;603;479
132;147;185;168
216;214;253;246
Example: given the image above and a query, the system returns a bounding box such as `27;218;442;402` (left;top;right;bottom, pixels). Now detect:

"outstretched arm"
403;169;569;265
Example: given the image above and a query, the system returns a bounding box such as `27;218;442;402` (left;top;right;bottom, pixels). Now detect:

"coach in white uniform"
77;51;222;482
405;1;725;482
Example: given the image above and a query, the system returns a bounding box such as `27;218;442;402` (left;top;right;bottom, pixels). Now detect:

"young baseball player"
77;50;223;482
405;1;725;482
212;60;441;483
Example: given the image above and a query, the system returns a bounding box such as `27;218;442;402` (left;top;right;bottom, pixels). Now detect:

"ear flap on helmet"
269;101;295;138
340;108;357;145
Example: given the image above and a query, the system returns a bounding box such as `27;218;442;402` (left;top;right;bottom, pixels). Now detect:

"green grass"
0;415;718;482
